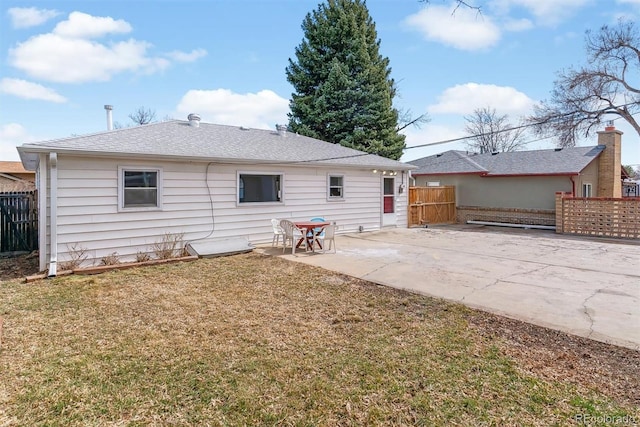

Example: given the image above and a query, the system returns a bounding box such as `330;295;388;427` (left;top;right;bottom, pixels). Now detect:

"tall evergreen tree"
286;0;405;160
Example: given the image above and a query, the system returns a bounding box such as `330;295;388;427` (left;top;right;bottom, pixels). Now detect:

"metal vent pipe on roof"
276;124;288;137
188;113;201;128
104;105;113;131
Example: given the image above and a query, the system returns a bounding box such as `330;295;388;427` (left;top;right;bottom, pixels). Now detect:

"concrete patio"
259;225;640;350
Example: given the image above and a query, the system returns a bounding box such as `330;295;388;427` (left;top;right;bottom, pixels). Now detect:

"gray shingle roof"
18;120;414;171
407;146;605;176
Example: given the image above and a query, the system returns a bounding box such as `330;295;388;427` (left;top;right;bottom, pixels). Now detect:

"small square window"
582;183;592;198
118;167;162;211
328;175;344;199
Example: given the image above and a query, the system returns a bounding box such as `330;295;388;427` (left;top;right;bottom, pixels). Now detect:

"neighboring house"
18;115;414;274
623;179;639;197
0;161;36;192
622;167;639;197
407;126;624;226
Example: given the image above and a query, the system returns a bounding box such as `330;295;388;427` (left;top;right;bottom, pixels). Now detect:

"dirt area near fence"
0;252;40;282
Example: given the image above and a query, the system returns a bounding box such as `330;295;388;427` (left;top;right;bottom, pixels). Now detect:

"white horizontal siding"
47;155;403;266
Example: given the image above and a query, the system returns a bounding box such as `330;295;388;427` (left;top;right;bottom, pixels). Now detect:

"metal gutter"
480;172;579;178
38;154;47;272
47;153;58;277
410;171;484;176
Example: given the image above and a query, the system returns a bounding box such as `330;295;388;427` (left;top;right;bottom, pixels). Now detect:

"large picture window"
118;167;162;211
238;173;282;203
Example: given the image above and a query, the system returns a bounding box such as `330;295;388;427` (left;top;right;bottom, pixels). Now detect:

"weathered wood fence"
555;192;640;239
0;191;38;254
408;186;456;227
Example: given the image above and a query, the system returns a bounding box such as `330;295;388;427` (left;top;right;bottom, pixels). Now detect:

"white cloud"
0;123;36;161
165;48;207;62
401;124;468;162
52;11;132;39
8;7;60;29
428;83;535;116
9;33;169;83
404;5;501;51
7;12;189;83
176;89;289;130
0;78;67;103
490;0;590;26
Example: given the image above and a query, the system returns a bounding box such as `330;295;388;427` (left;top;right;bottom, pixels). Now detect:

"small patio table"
293;221;330;252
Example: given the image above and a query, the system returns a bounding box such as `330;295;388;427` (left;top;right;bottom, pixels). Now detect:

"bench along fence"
555;192;640;239
0;191;38;254
408;186;456;227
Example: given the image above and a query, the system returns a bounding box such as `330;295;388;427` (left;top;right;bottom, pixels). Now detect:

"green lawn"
1;253;638;426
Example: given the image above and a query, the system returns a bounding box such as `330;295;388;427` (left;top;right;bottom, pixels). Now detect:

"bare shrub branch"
135;251;152;263
100;252;120;266
152;233;185;260
59;243;89;271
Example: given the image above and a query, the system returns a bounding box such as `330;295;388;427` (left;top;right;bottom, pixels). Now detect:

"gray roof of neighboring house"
407;146;605;176
18;120;414;171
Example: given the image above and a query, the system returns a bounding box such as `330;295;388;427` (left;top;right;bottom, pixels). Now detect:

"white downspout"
47;152;58;277
38;153;47;272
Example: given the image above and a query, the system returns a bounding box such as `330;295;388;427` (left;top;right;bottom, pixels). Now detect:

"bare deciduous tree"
397;108;430;132
464;107;527;153
128;107;157;126
529;20;640;147
420;0;481;13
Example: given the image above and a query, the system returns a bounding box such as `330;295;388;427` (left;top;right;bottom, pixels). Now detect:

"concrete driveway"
264;226;640;350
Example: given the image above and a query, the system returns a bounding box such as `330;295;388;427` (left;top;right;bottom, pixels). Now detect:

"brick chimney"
596;122;622;198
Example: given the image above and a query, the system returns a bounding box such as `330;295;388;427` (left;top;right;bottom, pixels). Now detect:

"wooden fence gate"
0;191;38;254
408;186;456;227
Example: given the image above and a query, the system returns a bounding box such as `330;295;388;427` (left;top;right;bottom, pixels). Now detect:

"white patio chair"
271;218;285;248
318;223;336;253
279;219;307;255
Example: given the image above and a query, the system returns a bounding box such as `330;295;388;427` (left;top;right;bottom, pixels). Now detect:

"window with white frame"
118;167;162;211
238;173;282;203
582;183;592;198
328;175;344;199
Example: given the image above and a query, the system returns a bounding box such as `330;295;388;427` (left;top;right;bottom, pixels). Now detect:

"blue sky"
1;0;638;166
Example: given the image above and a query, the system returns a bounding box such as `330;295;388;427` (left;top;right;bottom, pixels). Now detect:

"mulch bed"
0;252;40;282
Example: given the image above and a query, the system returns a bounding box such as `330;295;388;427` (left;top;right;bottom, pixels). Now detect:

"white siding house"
18;117;414;274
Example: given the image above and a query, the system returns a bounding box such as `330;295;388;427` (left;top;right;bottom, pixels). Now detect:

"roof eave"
411;171;484;176
482;172;580;177
17;146;415;171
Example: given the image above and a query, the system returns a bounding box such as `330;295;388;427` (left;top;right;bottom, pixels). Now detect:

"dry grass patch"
0;253;638;426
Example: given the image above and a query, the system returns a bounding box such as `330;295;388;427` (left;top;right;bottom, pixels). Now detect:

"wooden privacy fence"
0;191;38;254
555;192;640;239
408;186;456;227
